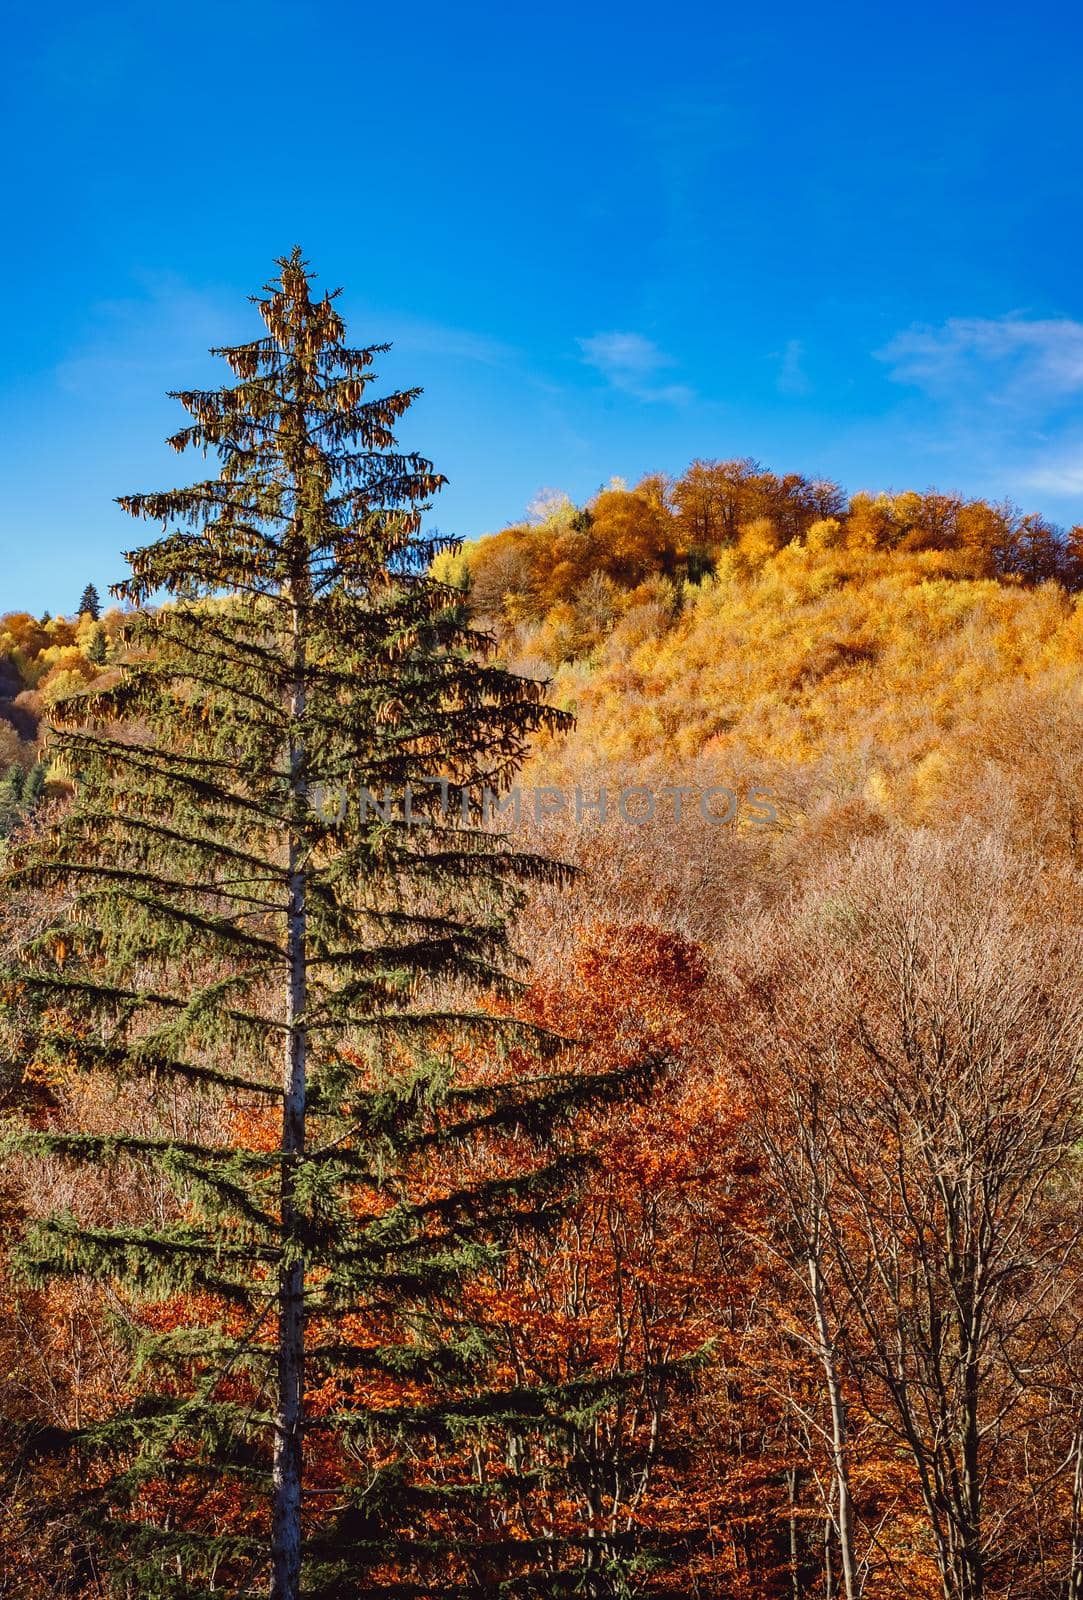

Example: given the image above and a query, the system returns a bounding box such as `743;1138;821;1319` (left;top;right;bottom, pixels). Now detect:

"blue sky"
4;0;1083;614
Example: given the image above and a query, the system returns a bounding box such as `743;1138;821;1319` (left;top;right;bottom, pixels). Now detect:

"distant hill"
444;460;1083;865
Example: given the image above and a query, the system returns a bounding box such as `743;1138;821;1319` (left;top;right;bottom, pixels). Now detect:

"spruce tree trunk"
272;600;308;1600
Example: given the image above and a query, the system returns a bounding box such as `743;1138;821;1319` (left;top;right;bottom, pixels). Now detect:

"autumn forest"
1;255;1082;1600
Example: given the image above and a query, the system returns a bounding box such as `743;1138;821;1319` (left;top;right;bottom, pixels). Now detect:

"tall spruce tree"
2;253;661;1599
76;582;101;620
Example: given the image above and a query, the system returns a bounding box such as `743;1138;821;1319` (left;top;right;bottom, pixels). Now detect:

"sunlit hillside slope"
444;461;1083;865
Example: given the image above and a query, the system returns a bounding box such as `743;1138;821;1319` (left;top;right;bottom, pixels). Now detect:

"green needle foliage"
1;252;662;1600
76;583;102;620
86;621;108;664
0;759;45;841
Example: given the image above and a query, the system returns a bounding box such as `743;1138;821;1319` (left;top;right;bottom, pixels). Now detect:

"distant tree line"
446;461;1083;630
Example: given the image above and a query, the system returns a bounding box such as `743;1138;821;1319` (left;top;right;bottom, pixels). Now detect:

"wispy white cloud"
577;330;693;404
55;273;242;399
55;277;521;403
776;338;810;396
872;314;1083;514
579;330;666;376
385;316;516;368
1017;447;1083;498
878;315;1083;407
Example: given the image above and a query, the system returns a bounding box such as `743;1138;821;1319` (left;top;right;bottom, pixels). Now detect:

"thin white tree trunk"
808;1250;860;1600
1068;1407;1083;1600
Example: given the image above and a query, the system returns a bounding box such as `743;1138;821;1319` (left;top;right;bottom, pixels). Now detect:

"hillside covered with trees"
432;465;1083;867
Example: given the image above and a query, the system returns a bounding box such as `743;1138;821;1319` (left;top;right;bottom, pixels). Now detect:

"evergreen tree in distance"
0;761;45;841
3;253;661;1599
0;763;26;839
76;582;101;619
85;621;108;664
